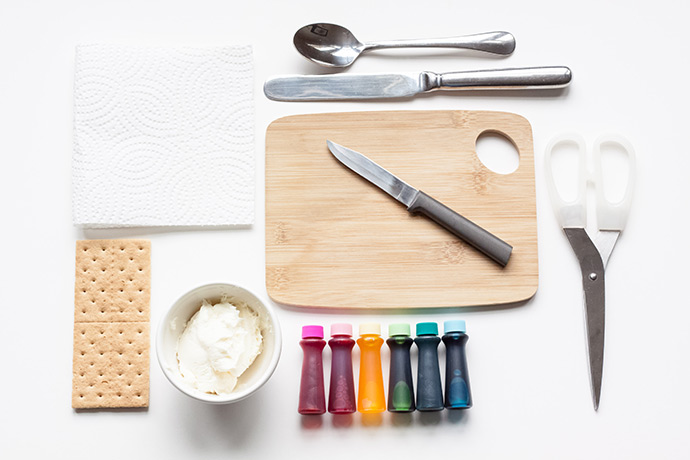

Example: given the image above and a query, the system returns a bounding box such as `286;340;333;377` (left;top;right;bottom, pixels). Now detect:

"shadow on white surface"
290;48;514;76
331;413;354;428
415;86;571;100
418;411;442;426
447;409;470;425
80;225;252;239
390;412;412;426
74;407;149;414
270;297;535;315
174;394;264;449
361;412;383;426
300;414;323;429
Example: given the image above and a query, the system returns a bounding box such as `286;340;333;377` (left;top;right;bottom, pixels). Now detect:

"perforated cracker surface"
74;240;151;323
72;322;150;408
72;239;150;409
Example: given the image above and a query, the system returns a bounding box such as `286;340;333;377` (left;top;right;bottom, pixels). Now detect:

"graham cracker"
72;239;150;409
74;239;151;323
72;322;150;408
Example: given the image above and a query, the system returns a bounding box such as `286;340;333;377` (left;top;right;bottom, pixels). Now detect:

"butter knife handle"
407;191;512;267
433;66;572;91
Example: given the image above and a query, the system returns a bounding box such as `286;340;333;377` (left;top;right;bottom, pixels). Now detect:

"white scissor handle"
592;134;636;231
545;133;588;228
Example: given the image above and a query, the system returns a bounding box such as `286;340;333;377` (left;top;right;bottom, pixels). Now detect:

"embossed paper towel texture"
73;45;254;227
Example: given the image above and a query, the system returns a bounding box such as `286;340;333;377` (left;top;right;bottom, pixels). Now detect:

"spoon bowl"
294;23;364;68
293;23;516;68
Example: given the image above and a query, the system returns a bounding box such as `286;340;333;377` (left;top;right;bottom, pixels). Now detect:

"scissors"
545;133;635;410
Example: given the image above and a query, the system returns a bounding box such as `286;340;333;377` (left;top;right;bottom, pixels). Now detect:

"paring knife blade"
326;140;512;266
265;66;571;101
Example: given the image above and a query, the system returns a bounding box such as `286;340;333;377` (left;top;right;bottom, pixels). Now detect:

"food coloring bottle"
415;322;444;411
442;320;473;409
386;323;415;412
356;323;386;413
328;323;356;414
298;325;326;415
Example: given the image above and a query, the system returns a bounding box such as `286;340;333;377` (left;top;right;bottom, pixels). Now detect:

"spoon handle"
364;31;515;55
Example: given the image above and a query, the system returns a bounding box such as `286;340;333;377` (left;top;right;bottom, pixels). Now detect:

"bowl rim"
155;282;282;404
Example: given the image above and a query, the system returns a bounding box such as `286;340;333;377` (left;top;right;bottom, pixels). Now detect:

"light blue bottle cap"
444;320;466;333
416;322;438;336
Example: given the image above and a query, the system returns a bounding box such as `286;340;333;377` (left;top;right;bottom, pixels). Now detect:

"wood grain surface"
265;110;538;309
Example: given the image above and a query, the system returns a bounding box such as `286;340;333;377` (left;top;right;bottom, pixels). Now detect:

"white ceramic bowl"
156;283;282;404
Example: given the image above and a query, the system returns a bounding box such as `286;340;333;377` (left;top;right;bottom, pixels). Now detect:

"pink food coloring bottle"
328;323;356;414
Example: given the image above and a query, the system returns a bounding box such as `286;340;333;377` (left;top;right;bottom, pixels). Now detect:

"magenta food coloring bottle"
298;325;326;415
328;323;356;414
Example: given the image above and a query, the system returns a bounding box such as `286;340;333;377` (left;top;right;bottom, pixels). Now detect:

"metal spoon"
293;23;516;68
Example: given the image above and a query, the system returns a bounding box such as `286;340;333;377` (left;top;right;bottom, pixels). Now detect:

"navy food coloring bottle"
442;320;472;409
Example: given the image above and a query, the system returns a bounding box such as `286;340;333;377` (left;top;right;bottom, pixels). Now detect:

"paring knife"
265;66;571;101
326;140;513;266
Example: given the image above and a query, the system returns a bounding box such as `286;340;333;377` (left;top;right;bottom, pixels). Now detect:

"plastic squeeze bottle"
357;323;386;413
298;325;326;415
328;323;356;414
442;320;473;409
386;323;415;412
415;322;444;411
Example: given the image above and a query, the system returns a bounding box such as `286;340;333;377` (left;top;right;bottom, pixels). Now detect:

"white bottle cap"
359;323;381;336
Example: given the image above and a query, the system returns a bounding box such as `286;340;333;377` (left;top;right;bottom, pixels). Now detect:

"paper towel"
73;44;255;227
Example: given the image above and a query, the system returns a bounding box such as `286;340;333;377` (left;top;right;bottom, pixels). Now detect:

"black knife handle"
407;190;512;267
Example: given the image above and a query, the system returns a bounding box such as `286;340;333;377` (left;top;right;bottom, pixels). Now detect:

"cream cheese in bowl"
157;283;281;404
177;299;263;395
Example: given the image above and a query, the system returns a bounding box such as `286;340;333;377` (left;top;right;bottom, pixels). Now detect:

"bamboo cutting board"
265;111;538;309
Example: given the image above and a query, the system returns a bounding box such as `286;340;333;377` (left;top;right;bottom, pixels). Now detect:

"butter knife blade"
264;67;571;101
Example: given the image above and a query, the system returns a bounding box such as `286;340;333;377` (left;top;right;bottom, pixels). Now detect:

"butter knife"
265;66;571;101
326;140;513;266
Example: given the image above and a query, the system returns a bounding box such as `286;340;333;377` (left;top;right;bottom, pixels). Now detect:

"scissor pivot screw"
589;272;598;281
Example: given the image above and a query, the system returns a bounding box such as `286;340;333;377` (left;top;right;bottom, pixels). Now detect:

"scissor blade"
564;228;606;411
593;230;620;268
583;270;605;411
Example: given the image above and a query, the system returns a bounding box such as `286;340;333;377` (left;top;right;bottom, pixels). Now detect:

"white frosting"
176;299;263;395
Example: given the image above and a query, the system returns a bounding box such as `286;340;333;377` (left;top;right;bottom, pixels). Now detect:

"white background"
1;1;689;458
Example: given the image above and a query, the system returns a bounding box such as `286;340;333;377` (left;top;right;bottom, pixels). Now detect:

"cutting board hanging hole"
475;131;520;175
